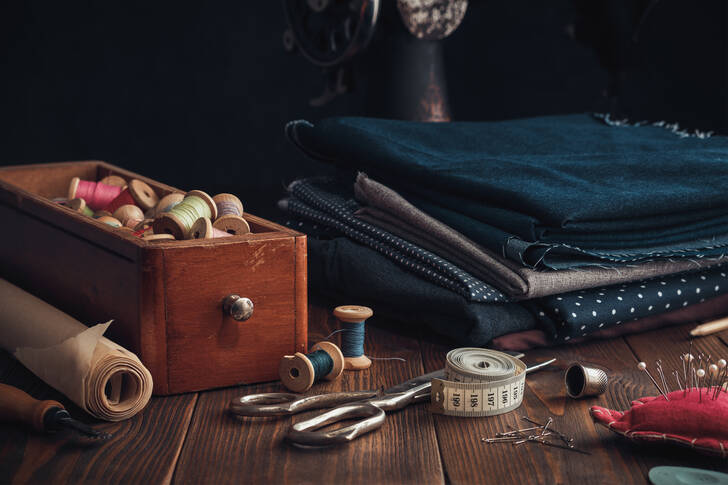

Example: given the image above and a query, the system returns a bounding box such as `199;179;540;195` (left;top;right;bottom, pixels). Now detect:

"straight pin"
697;369;705;402
656;360;670;394
638;362;668;400
673;370;682;391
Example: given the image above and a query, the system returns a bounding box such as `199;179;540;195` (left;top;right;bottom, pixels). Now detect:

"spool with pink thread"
68;177;123;211
189;217;232;239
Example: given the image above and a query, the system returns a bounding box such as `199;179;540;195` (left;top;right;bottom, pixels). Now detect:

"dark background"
1;1;725;219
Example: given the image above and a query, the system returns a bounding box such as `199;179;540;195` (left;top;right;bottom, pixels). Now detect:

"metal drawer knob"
222;295;254;321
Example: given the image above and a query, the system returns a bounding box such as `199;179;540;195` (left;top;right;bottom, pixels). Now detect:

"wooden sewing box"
0;161;308;394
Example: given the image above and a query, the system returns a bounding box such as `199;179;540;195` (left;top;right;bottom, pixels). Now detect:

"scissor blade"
382;370;446;395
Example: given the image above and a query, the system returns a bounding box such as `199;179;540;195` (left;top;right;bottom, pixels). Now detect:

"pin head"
719;359;727;369
697;369;706;378
709;364;719;375
638;362;647;370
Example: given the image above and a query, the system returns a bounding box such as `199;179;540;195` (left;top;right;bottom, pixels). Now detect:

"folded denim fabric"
286;114;728;268
307;237;536;345
283;178;507;303
354;173;726;299
491;293;728;351
297;217;728;345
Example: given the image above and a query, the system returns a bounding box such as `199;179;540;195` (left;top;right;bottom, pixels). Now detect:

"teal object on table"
649;466;728;485
286;114;728;269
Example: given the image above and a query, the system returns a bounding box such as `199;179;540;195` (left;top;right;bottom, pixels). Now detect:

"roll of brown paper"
0;279;153;421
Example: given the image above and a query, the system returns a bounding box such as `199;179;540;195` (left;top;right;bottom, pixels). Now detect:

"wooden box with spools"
0;160;308;394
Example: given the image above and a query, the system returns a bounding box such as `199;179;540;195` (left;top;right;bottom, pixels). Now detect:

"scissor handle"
286;403;386;446
229;391;377;417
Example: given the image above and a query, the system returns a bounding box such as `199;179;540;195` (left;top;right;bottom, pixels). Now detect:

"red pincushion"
590;388;728;457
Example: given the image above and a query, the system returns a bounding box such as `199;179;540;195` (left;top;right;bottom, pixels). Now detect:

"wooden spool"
279;341;344;393
64;198;88;213
213;193;244;215
99;175;127;188
128;179;159;211
212;193;248;235
143;233;175;242
153;190;217;240
189;217;232;240
112;204;145;227
148;192;185;218
96;215;122;228
67;177;81;200
212;215;250;236
333;305;374;370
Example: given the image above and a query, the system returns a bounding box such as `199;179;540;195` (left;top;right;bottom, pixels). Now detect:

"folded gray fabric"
354;173;726;300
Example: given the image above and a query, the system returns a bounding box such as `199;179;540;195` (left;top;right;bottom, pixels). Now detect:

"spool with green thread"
279;341;345;393
152;190;218;240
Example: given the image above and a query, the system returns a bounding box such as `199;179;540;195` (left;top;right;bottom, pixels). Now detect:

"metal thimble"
564;363;608;398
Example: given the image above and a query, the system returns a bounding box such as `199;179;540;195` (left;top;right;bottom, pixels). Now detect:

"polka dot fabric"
285;178;507;303
535;266;728;342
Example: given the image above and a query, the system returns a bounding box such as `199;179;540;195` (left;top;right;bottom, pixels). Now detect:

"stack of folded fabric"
280;114;728;349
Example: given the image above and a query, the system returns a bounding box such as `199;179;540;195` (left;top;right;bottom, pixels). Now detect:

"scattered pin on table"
482;416;588;454
638;362;668;400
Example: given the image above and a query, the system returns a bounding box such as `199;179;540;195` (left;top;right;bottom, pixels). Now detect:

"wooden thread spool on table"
333;305;374;370
212;193;250;236
189;217;232;239
143;233;175;242
153;190;218;240
112;205;145;227
279;341;344;393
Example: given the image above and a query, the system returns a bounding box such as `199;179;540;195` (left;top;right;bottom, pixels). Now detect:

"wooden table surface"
2;302;728;485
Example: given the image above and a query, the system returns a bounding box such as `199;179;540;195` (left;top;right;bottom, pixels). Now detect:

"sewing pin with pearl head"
697;369;706;402
333;305;374;370
279;341;345;393
638;362;668;400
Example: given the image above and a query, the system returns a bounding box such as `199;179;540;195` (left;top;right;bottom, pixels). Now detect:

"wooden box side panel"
0;202;168;383
162;236;300;392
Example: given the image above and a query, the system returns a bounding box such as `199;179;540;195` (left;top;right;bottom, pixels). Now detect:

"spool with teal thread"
334;305;374;370
279;341;344;393
153;190;218;240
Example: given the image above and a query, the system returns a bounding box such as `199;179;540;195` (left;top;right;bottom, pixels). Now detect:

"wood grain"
172;305;444;485
0;350;197;485
420;336;654;485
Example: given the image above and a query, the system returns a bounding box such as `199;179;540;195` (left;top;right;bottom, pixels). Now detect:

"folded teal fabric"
286;114;728;269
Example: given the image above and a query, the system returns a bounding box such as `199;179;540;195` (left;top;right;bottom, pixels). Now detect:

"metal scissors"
229;358;554;447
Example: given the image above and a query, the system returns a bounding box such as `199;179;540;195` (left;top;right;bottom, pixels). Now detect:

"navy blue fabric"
286;114;728;269
283;180;728;344
285;178;507;303
306;237;536;346
532;265;728;342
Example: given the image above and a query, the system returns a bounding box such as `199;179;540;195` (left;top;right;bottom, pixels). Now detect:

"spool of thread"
68;177;123;210
143;233;175;242
147;192;185;218
127;179;159;211
96;215;122;228
279;341;344;393
99;175;127;188
103;189;137;214
333;305;374;370
112;205;145;227
189;217;232;239
153;190;217;240
212;193;250;236
63;198;94;217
